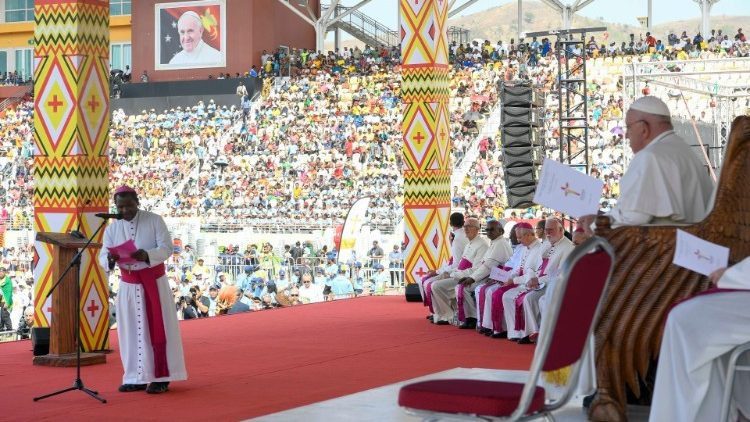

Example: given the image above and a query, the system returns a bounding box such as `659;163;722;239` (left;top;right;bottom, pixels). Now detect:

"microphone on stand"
95;213;124;220
70;199;91;239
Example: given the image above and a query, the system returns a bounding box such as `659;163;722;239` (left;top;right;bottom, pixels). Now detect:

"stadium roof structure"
278;1;725;51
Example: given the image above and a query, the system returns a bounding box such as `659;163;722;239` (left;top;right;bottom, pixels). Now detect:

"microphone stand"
34;218;110;404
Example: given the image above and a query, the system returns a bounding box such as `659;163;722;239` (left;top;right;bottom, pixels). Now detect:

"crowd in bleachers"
0;26;747;339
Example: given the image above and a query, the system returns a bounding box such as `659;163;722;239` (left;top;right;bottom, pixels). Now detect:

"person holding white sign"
579;96;713;232
650;257;750;421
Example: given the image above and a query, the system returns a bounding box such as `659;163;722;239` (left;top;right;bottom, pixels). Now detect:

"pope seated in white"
579;96;714;231
168;11;222;66
99;186;187;394
650;257;750;421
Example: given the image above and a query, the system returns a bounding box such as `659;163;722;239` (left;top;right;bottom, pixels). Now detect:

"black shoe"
458;318;477;329
434;320;450;325
518;335;534;344
491;331;508;339
118;384;147;392
478;327;491;335
426;315;433;320
146;382;170;394
582;393;597;409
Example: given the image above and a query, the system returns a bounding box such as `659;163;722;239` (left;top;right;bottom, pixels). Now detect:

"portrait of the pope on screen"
155;1;226;70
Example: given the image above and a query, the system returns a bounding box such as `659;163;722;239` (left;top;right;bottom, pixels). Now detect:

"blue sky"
338;0;750;29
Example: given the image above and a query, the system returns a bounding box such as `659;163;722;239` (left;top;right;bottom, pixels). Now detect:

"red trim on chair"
542;250;612;372
398;379;545;417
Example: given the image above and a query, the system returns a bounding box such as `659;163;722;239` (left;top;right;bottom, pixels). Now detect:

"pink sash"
454;258;473;322
120;263;169;378
457;258;472;270
424;277;435;312
514;258;549;331
476;283;491;325
490;284;517;331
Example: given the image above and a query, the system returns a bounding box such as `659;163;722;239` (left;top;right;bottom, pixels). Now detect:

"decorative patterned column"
32;0;111;351
400;0;452;284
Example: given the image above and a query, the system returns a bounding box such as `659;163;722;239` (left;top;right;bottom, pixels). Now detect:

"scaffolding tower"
527;27;606;176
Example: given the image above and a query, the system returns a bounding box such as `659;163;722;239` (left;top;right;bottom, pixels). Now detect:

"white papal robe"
169;40;223;66
610;130;714;226
98;210;187;384
650;257;750;421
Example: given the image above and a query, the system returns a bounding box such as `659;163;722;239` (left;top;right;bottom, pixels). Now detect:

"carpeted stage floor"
2;296;534;421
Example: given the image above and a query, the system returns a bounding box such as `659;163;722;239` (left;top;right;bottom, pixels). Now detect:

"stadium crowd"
0;26;747;340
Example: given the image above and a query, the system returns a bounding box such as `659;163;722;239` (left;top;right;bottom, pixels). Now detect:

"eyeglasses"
625;119;647;130
290;294;299;297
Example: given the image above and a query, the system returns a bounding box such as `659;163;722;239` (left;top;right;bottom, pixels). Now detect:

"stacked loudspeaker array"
499;81;544;208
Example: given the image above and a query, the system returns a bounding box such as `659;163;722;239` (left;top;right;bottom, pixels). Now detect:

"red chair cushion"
398;379;545;417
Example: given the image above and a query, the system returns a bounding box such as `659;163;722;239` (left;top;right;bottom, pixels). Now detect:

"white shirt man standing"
168;11;222;66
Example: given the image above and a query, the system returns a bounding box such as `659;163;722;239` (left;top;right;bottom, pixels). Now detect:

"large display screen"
154;0;227;70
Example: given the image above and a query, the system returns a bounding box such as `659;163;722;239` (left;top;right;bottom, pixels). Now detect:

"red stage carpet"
2;296;533;421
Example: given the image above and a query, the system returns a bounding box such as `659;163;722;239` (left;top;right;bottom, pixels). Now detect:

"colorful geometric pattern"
400;0;451;284
33;0;111;351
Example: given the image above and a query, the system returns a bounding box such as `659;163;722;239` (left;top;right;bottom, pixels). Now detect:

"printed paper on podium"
532;158;605;218
489;267;512;283
673;230;729;276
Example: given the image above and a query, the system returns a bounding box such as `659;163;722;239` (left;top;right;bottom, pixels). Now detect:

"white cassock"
523;236;575;336
431;235;489;322
457;237;512;320
502;240;546;339
610;130;714;226
480;245;524;330
650;257;750;422
418;227;468;302
169;40;223;66
98;210;187;385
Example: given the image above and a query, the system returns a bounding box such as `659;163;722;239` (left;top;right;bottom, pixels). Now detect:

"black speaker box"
501;126;540;148
31;327;50;356
502;146;539;168
405;283;423;302
506;185;537;208
503;166;537;189
501;106;541;127
500;84;545;107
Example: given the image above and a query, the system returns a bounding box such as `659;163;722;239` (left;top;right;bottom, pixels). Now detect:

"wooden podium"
33;232;106;367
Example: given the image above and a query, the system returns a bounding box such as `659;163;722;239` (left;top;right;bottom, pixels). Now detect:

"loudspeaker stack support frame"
499;81;544;208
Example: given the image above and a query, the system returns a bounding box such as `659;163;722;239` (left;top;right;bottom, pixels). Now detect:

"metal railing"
325;4;399;48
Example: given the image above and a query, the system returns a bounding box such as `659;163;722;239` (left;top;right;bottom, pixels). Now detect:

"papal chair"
397;236;615;420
